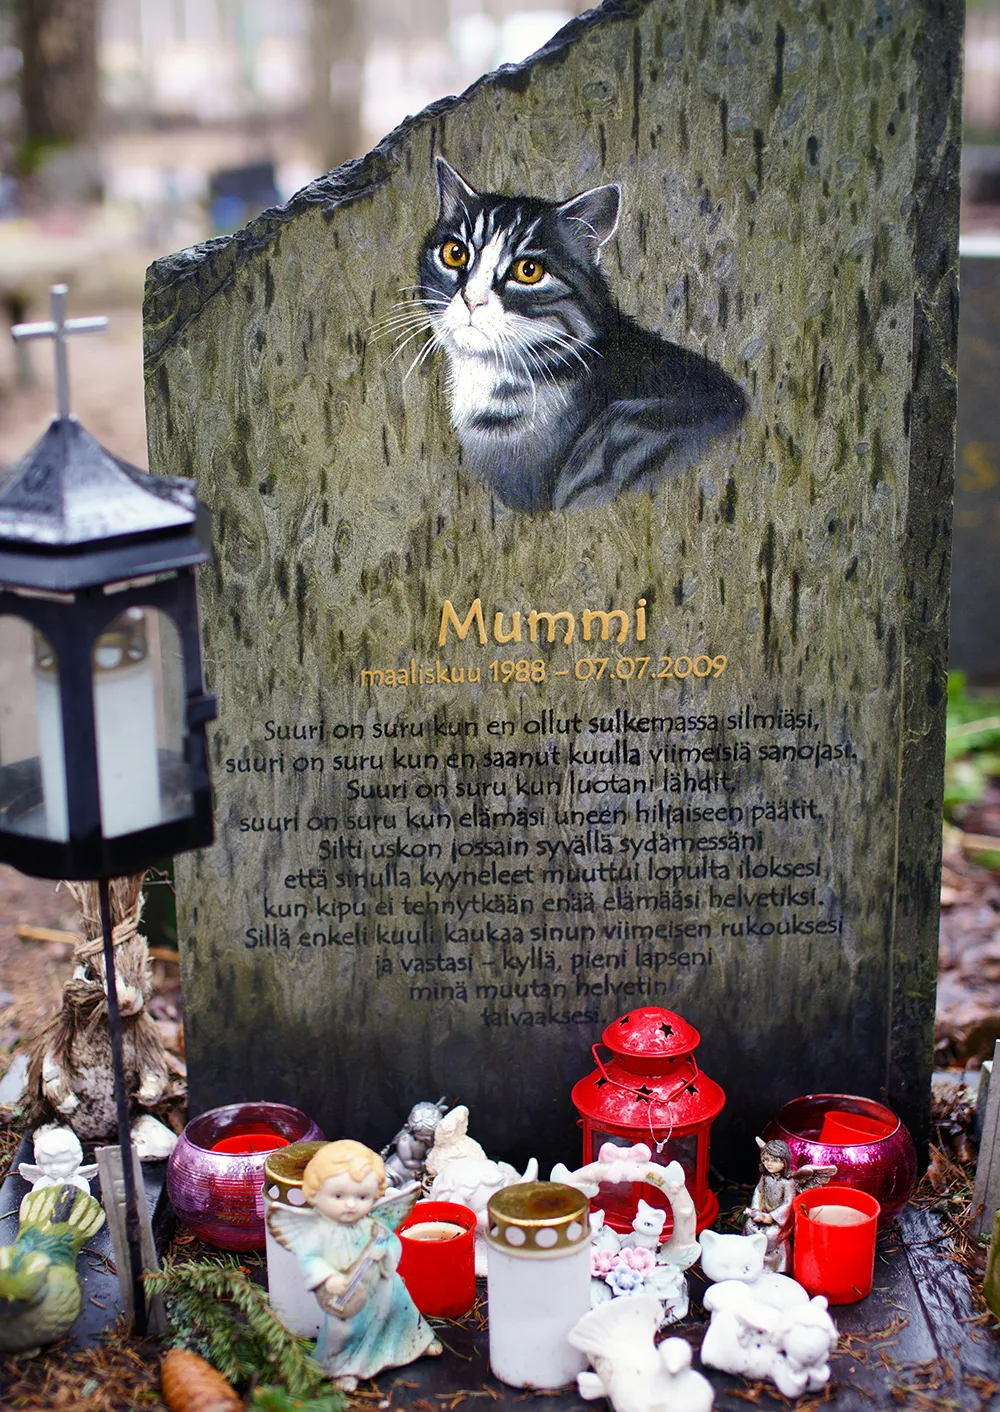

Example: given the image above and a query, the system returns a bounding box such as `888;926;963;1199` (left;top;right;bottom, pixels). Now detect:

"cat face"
699;1228;768;1283
419;158;620;371
632;1198;668;1236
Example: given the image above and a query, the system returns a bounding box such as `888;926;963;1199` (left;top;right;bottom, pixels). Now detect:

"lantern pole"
98;877;148;1334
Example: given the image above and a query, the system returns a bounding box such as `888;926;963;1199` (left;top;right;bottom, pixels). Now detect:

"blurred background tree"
15;0;99;172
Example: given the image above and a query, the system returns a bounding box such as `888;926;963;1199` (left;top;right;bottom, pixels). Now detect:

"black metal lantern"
0;290;215;880
4;286;216;1334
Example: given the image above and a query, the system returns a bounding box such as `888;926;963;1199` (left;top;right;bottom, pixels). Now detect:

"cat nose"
463;291;489;311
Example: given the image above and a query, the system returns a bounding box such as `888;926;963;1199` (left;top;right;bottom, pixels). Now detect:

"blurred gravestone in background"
144;0;961;1176
951;239;1000;686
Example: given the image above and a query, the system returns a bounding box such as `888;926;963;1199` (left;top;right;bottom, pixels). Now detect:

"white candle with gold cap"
485;1181;591;1389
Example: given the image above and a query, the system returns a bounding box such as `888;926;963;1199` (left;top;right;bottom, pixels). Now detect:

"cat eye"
511;258;545;285
440;240;469;269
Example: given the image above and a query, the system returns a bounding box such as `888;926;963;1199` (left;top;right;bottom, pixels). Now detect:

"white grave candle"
486;1183;591;1390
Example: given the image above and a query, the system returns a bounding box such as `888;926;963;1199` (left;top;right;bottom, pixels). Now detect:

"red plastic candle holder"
818;1111;894;1144
167;1102;323;1251
793;1184;881;1304
762;1094;916;1227
398;1200;477;1318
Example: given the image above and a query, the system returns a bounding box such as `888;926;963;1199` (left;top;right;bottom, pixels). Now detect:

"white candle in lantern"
34;609;161;841
92;611;161;836
34;640;68;841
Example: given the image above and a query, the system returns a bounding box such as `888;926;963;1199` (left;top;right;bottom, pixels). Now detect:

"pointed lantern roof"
0;287;209;593
0;418;209;592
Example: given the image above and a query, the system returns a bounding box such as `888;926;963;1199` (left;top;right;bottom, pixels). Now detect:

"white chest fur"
447;355;570;446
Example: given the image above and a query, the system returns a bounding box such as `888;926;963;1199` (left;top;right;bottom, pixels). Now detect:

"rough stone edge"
142;0;640;371
887;0;962;1160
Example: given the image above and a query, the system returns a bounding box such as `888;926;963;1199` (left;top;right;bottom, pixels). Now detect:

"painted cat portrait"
398;158;746;514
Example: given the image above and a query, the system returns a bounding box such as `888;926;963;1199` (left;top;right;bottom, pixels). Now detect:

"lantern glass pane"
91;607;192;837
591;1129;699;1225
0;616;68;841
590;1131;643;1225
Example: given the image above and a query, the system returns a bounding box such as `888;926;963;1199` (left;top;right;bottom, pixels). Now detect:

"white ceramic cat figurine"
589;1209;622;1253
697;1229;808;1313
621;1198;667;1252
700;1288;837;1398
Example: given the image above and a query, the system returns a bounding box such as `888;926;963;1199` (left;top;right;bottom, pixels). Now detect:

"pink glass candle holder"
398;1200;477;1318
793;1184;881;1304
167;1102;322;1251
762;1094;916;1227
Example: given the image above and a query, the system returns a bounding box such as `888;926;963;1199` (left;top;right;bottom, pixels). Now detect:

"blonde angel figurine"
267;1140;442;1389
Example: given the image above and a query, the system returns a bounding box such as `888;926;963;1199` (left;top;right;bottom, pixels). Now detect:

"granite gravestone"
144;0;960;1174
951;237;1000;686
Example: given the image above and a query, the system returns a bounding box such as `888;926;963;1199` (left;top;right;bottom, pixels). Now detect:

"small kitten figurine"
412;158;745;513
620;1198;668;1252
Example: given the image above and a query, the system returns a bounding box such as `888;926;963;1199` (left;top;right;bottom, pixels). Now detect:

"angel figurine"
266;1139;442;1388
18;1124;98;1194
744;1137;837;1273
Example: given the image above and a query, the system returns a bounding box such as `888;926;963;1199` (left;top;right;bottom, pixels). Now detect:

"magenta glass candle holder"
167;1102;323;1250
762;1093;916;1227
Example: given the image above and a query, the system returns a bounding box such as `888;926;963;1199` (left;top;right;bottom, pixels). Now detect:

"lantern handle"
590;1043;700;1112
591;1042;615;1085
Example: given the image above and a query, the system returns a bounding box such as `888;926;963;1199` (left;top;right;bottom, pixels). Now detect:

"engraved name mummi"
358;596;723;688
437;596;647;647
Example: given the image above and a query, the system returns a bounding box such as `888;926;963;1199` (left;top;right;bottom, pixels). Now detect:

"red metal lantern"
571;1006;725;1235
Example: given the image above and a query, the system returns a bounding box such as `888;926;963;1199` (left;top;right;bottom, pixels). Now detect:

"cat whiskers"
400;320;448;382
506;312;597;376
367;295;449;375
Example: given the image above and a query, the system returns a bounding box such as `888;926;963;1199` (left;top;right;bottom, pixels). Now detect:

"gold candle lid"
263;1141;326;1205
486;1182;589;1253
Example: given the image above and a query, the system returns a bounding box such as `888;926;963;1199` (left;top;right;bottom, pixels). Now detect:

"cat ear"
557;184;621;249
435;157;478;223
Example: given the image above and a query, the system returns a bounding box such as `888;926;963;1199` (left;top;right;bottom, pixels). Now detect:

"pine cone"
161;1347;242;1411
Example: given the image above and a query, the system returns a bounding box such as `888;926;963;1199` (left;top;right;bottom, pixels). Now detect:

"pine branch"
145;1256;342;1404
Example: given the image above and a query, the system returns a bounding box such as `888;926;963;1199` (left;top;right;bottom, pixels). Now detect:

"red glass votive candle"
398;1200;477;1318
212;1131;291;1155
793;1184;881;1304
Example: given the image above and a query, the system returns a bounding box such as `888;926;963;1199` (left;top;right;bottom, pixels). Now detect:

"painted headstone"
951;237;1000;685
144;0;960;1173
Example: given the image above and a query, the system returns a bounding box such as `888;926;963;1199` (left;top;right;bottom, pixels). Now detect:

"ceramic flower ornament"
266;1140;442;1389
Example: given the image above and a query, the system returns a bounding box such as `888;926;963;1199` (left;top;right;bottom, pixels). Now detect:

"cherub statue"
744;1137;837;1273
429;1153;538;1276
380;1098;448;1188
423;1104;487;1183
18;1124;97;1194
266;1139;442;1389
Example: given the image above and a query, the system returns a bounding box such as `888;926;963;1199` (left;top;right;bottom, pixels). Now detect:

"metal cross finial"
11;284;108;420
